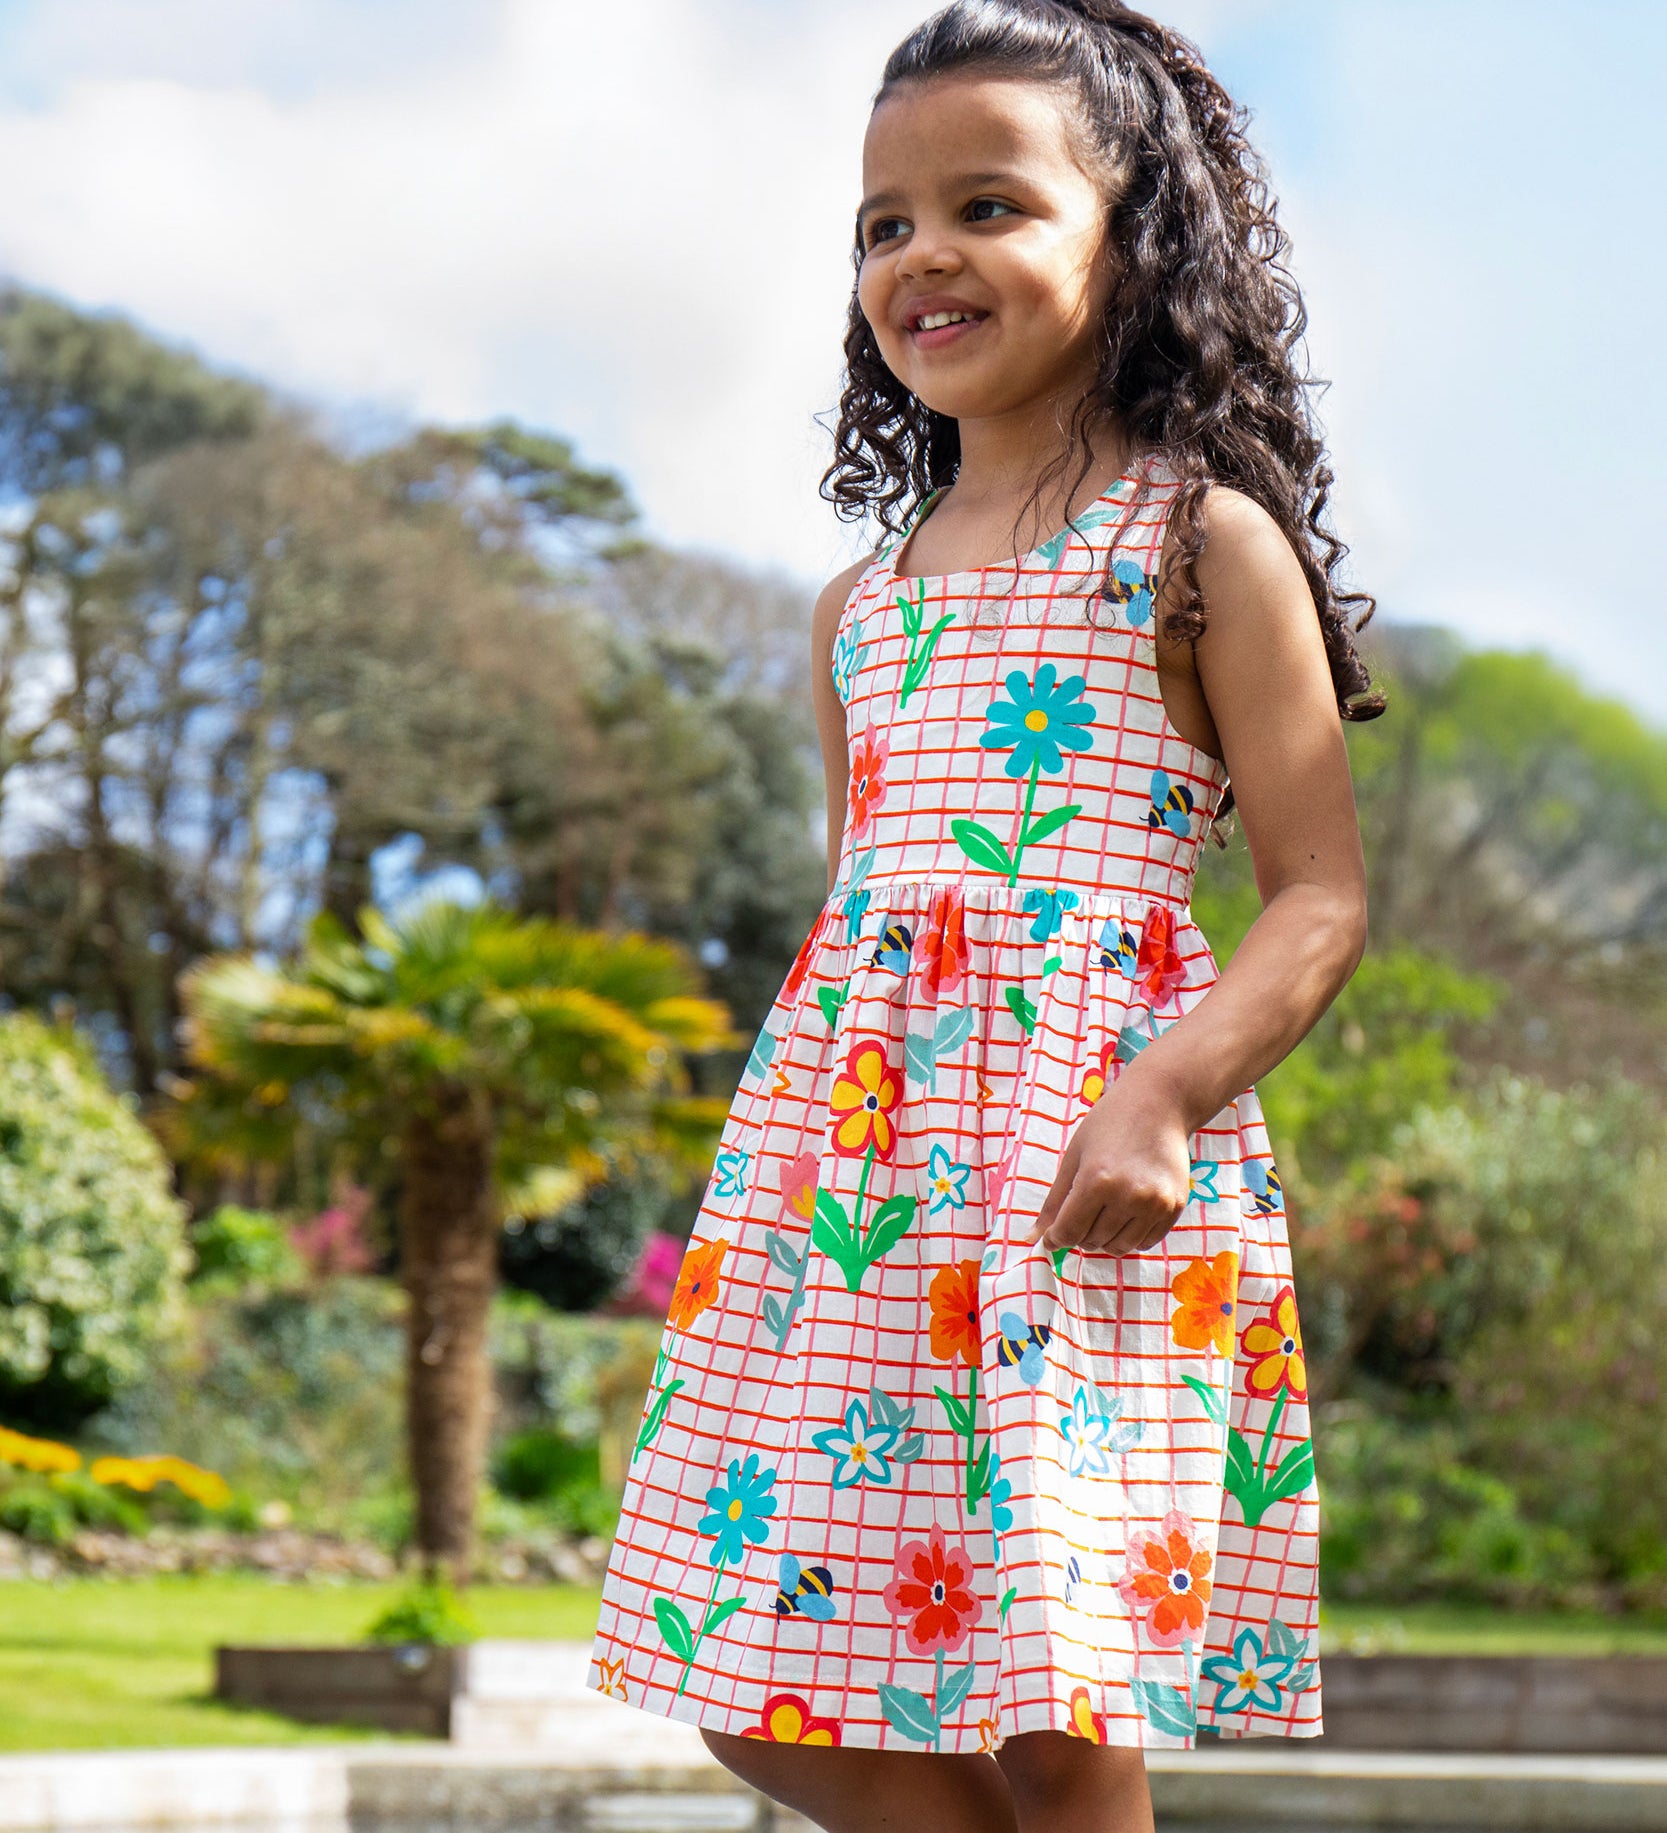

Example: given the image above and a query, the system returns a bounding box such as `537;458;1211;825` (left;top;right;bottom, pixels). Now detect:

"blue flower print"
1020;885;1080;942
697;1452;779;1567
1104;557;1157;629
843;886;872;943
1189;1158;1221;1205
981;664;1097;780
1148;769;1196;840
924;1143;972;1214
1200;1627;1295;1715
711;1147;749;1200
832;612;868;703
811;1395;902;1489
1058;1385;1143;1477
986;1452;1015;1538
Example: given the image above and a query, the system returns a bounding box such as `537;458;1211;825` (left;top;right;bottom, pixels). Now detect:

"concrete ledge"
3;1743;1667;1832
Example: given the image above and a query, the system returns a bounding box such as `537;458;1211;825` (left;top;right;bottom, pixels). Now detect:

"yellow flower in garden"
89;1454;231;1509
0;1425;81;1474
1169;1250;1239;1358
1242;1287;1307;1400
828;1039;903;1161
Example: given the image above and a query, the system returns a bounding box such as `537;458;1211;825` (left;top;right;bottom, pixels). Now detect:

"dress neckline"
885;452;1155;589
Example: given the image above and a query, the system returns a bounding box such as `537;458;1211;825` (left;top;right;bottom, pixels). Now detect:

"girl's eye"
864;217;907;250
967;198;1017;224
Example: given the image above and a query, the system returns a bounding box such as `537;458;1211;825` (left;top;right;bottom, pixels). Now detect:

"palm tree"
171;897;731;1581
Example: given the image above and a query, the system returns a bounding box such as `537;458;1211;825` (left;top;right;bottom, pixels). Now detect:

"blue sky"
0;0;1661;724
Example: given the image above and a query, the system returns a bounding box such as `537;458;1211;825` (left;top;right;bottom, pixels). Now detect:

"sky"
0;0;1662;724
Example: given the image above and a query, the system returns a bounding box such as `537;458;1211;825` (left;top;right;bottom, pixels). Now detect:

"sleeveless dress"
587;458;1324;1753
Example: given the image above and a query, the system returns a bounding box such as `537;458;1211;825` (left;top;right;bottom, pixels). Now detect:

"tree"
170;897;731;1579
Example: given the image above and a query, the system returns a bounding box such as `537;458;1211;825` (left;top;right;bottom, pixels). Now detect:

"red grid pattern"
588;460;1323;1752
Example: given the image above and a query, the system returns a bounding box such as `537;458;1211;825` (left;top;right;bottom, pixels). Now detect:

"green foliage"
0;1468;149;1544
363;1578;480;1647
188;1205;305;1293
1259;945;1500;1182
92;1278;406;1519
0;286;263;490
0;1014;190;1427
491;1427;600;1502
1318;1405;1601;1608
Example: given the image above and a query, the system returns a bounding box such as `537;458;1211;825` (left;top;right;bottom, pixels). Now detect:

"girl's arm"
810;558;872;895
1033;487;1369;1255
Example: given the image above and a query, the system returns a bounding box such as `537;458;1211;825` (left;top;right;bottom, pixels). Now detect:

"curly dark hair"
821;0;1385;832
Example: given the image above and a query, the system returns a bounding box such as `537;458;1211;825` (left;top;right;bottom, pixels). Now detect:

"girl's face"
857;74;1116;428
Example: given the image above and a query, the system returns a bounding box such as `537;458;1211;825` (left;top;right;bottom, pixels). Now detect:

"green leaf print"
936;1660;977;1720
701;1595;747;1638
950;818;1014;878
744;1026;776;1082
895;579;957;707
811;1146;918;1293
653;1597;696;1664
878;1681;940;1746
1004;985;1037;1036
817;982;849;1030
904;1006;976;1094
1183;1376;1315;1529
1131;1676;1197;1739
1018;802;1083;848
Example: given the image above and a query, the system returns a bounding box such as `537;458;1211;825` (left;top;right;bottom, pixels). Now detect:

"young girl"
589;4;1378;1828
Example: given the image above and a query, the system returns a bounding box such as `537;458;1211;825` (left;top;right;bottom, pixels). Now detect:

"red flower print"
913;886;970;999
783;903;833;1001
1065;1685;1105;1743
883;1524;982;1656
740;1691;842;1745
668;1238;726;1334
1242;1286;1307;1400
778;1151;819;1225
1135;903;1187;1004
847;725;890;840
828;1038;904;1161
1117;1507;1213;1647
1169;1250;1239;1358
927;1258;982;1366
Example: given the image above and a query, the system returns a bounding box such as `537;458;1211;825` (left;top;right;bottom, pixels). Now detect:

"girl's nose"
898;225;964;282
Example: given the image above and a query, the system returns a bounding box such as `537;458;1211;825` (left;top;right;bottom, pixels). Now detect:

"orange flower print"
977;1716;1001;1752
1079;1035;1118;1106
847;724;890;840
783;903;833;1001
914;886;970;999
829;1038;904;1161
928;1258;982;1366
596;1655;627;1700
1242;1286;1307;1400
1065;1685;1106;1742
1135;902;1187;1004
668;1237;726;1333
1117;1507;1213;1647
778;1150;818;1225
1170;1250;1239;1358
741;1691;842;1745
883;1524;982;1655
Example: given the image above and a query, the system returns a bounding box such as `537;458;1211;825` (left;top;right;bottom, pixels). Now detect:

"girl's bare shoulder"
811;550;881;650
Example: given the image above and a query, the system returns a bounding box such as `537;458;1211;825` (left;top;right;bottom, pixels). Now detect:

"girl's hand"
1026;1076;1195;1257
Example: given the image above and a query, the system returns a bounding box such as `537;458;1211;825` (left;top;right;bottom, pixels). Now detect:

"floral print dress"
588;457;1323;1752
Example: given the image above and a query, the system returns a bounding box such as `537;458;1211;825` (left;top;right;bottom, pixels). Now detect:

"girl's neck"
947;403;1135;533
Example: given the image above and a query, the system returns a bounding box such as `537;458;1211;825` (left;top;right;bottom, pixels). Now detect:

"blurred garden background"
0;0;1664;1754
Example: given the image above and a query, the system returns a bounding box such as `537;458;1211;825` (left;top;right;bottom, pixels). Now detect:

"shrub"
0;1014;191;1428
188;1205;304;1293
364;1578;479;1646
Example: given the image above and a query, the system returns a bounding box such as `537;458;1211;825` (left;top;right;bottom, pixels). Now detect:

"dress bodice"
829;460;1229;916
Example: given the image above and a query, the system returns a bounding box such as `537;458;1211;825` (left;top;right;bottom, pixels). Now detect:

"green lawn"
1;1576;1664;1752
0;1575;604;1752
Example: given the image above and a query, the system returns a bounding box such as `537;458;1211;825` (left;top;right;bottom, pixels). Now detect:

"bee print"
1148;769;1195;839
995;1311;1052;1386
1064;1555;1082;1606
774;1552;837;1622
1103;557;1157;629
870;922;915;977
1095;917;1140;977
1245;1159;1284;1216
